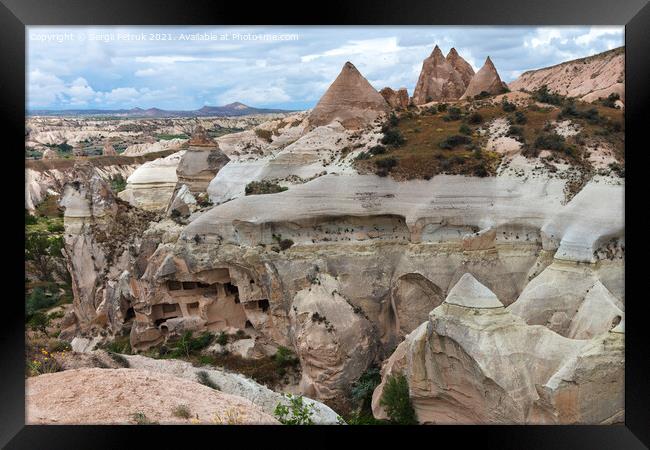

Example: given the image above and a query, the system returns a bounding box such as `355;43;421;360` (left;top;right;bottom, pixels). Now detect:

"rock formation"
308;61;390;129
460;56;508;100
59;164;158;339
42;148;58;160
103;142;118;156
380;87;410;109
26;368;278;424
371;274;624;424
289;274;378;400
446;48;475;87
118;151;185;211
411;45;467;104
175;125;230;194
509;47;624;105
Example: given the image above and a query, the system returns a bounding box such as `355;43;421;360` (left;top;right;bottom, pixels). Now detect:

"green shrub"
46;222;65;233
131;412;158;425
254;128;273;142
459;124;472;135
351;367;381;410
388;113;399;127
172;404;192;419
274;346;299;368
368;145;386;156
534;132;566;151
26;286;59;317
274;394;315;425
439;135;472;149
380;128;405;147
597;92;621;109
443;107;462;121
501;99;517;112
109;174;127;193
473;91;491;100
532;85;565;106
245;180;288;196
25;211;38;225
467;112;483;124
196;370;220;390
437;103;448;112
507;125;525;141
28;311;51;335
279;239;294;251
216;331;228;346
380;374;417;425
169;331;214;358
514;111;527;124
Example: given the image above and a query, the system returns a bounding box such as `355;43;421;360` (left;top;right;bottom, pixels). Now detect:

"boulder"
460;56;507;100
380;87;409;109
308;61;390;129
412;45;467;104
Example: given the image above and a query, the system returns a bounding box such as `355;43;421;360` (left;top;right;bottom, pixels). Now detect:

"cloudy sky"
27;26;623;111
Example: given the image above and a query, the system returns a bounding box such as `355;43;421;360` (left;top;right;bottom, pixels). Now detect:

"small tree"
380;374;417;425
25;233;64;281
274;394;315;425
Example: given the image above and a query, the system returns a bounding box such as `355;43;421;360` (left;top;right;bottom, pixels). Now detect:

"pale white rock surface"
118;150;185;210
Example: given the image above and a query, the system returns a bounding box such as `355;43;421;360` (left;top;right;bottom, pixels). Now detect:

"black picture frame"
5;0;649;447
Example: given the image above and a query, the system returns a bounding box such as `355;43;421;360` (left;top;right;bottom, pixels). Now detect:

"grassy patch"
245;180;288;195
196;370;220;390
172;404;192;419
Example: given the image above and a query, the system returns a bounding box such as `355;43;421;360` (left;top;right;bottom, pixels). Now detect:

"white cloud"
575;27;622;46
216;85;290;106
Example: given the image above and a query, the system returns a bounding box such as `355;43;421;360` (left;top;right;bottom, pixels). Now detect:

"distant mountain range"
28;102;296;117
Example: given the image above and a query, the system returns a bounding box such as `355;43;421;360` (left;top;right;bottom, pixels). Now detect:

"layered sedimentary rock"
411;45;467;104
308;62;390;129
380;87;410;109
123;138;187;156
371;274;624;424
175;126;230;194
26;368;278;424
118;151;185;211
509;47;624;105
460;56;507;100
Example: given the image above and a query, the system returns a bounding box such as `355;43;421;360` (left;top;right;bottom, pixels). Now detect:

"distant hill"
29;102;295;117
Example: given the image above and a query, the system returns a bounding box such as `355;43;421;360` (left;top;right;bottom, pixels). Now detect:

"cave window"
168;280;182;291
187;302;200;315
224;282;238;296
124;307;135;321
245;320;254;329
258;299;270;312
182;281;197;290
197;282;210;288
162;304;178;314
234;295;240;304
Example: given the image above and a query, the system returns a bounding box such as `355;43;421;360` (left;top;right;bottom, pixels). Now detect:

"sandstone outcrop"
289;274;378;400
103;143;118;156
308;62;389;129
59;164;158;339
26;368;278;424
118;151;185;211
509;47;624;105
460;56;507;100
175;126;230;194
371;274;623;424
380;87;409;109
411;45;467;104
446;47;475;88
123;138;187;156
42;148;58;160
